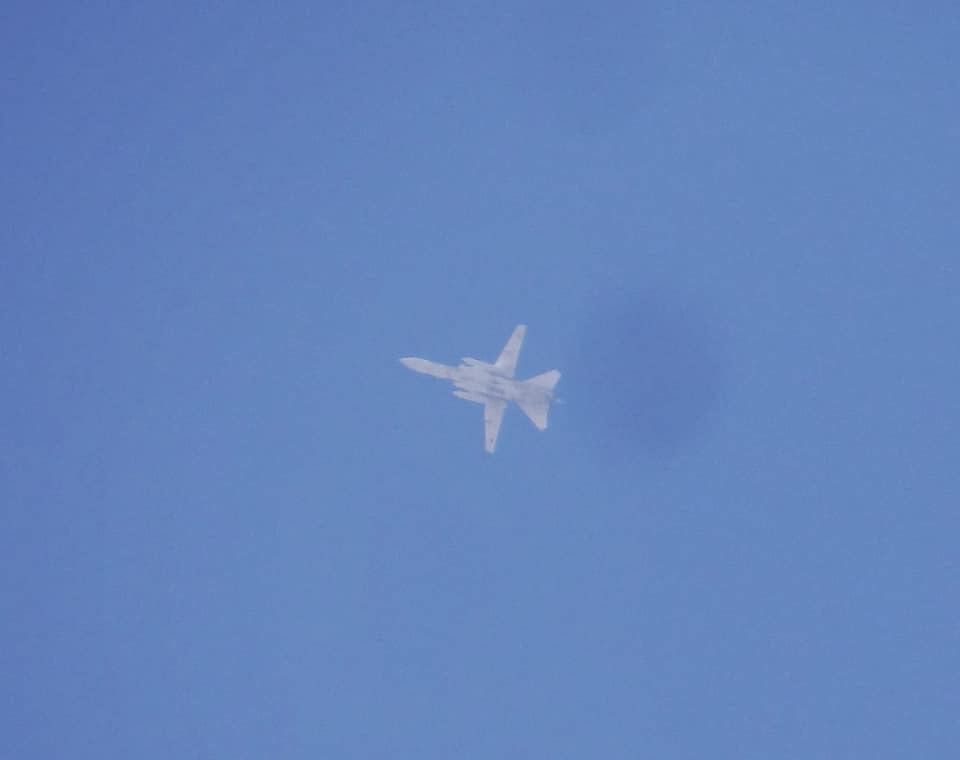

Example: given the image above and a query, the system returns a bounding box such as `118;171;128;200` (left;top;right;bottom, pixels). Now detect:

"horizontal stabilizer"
517;369;560;430
517;397;550;430
526;369;561;392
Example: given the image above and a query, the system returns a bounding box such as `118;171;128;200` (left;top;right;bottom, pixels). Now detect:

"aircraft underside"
400;325;560;452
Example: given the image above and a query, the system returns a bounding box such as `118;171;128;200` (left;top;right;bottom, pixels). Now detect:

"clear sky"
3;4;958;758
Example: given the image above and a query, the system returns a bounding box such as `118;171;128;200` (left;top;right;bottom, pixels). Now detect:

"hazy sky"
3;4;958;758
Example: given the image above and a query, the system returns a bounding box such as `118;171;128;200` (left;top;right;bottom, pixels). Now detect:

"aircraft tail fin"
526;369;561;393
517;370;561;430
517;397;549;430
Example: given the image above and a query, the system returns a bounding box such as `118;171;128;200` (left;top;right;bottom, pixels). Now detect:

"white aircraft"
400;325;561;453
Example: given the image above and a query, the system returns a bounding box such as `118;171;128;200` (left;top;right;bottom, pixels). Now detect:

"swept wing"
494;325;526;377
483;400;506;453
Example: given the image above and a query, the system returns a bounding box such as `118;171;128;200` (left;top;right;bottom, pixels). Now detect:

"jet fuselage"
399;358;548;407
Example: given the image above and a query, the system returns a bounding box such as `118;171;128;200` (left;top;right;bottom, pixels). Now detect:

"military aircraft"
400;325;561;453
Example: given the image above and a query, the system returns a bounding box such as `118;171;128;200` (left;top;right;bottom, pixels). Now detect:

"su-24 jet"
400;325;561;453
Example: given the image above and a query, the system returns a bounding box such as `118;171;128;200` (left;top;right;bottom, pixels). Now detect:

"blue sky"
2;4;958;758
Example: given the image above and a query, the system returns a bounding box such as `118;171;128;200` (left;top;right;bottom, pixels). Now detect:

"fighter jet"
400;325;561;453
